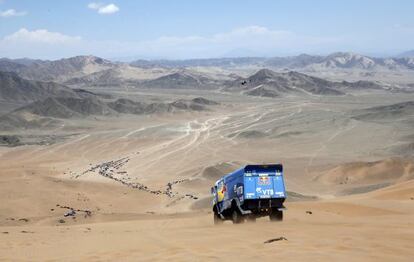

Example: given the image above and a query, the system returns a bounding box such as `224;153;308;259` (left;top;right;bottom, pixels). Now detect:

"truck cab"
211;164;286;224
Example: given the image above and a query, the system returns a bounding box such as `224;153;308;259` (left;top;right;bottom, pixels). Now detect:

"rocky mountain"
0;71;83;102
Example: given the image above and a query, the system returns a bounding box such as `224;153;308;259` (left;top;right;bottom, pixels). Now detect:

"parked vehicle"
211;164;286;224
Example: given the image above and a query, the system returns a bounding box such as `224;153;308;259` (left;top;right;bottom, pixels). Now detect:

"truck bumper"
241;198;285;212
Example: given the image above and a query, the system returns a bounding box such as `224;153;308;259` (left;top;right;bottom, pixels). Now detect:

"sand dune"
368;179;414;200
315;158;414;186
0;180;413;261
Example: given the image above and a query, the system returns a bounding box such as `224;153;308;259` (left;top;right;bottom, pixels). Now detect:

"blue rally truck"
211;164;286;224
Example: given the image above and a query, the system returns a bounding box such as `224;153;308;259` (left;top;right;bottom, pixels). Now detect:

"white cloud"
87;2;102;9
3;28;81;44
88;2;119;14
0;9;27;17
98;4;119;14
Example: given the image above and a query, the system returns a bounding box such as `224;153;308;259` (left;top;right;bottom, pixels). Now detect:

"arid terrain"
0;54;414;261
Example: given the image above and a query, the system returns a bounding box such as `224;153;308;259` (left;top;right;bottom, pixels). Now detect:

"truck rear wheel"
213;212;223;225
269;210;283;221
231;209;244;224
246;215;256;223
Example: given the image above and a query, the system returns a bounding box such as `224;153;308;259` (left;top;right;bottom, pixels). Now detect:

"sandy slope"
0;181;413;261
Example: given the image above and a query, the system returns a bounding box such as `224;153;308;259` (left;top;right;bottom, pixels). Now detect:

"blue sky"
0;0;413;59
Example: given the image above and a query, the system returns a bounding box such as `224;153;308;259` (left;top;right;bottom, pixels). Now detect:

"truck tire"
213;212;223;225
269;210;283;221
231;209;244;224
246;215;256;223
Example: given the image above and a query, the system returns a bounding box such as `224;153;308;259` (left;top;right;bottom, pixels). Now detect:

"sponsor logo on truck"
257;176;270;185
256;187;274;195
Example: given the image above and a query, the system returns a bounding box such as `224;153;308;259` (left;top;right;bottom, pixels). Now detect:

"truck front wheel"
232;209;244;224
269;210;283;221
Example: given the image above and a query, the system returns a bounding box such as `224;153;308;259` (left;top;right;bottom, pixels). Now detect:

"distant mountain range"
1;52;414;86
1;52;413;131
0;62;403;105
130;52;414;71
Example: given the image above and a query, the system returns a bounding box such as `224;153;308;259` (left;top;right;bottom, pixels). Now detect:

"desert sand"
1;88;413;261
